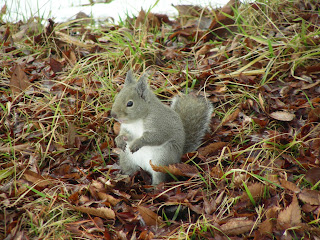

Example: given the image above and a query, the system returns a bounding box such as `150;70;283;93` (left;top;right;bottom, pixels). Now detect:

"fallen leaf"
56;31;95;49
220;218;255;235
73;206;115;219
258;218;273;236
222;108;241;125
97;192;120;206
10;64;31;94
298;189;320;205
150;161;198;177
279;179;300;193
67;123;76;147
198;142;228;156
173;5;209;18
196;44;214;56
49;57;63;73
270;111;295;121
308;107;320;122
305;168;320;185
0;143;31;153
240;182;264;203
137;206;163;226
277;195;301;229
1;4;6;15
204;0;238;41
23;170;52;188
266;206;280;219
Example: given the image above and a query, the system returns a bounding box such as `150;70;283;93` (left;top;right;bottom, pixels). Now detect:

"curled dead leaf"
23;170;53;188
222;108;241;125
198;142;228;156
270;111;295;121
73;206;115;219
97;192;120;206
56;31;95;49
220;218;255;235
0;143;31;153
137;206;163;226
150;161;198;177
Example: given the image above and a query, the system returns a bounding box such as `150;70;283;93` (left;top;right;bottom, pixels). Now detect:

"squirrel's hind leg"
119;152;139;175
151;171;167;185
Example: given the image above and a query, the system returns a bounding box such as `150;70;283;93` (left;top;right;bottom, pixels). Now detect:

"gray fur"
111;70;212;185
171;95;213;153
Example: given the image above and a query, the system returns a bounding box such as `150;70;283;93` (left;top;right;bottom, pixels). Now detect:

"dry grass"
1;0;320;239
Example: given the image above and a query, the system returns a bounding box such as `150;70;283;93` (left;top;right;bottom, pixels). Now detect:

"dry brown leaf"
68;50;77;66
277;195;301;228
150;161;198;177
67;123;76;147
308;107;320;122
196;44;213;56
135;9;162;29
298;189;320;205
266;174;280;186
269;111;295;121
241;182;264;202
258;219;273;236
10;64;31;94
258;93;266;112
279;179;300;193
23;170;52;188
204;0;237;41
259;206;280;235
173;5;208;18
1;4;7;15
137;206;163;226
0;143;31;153
97;192;120;206
305;168;320;185
220;218;255;235
266;206;280;219
56;31;95;49
12;22;39;41
73;206;115;219
49;57;63;73
198;142;228;156
222;108;241;125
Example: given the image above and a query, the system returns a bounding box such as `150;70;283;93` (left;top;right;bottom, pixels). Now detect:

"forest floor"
1;0;320;239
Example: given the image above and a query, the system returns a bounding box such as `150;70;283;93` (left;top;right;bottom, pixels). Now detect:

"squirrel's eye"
127;100;133;107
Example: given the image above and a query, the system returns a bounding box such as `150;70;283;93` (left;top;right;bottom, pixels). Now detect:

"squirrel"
111;70;213;185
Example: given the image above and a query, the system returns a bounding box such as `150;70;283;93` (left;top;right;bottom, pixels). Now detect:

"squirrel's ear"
125;70;135;85
136;73;149;100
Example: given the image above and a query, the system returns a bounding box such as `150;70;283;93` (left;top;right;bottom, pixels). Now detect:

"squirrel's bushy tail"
171;94;213;154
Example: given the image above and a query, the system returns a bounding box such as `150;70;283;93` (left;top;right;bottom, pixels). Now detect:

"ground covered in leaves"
1;0;320;239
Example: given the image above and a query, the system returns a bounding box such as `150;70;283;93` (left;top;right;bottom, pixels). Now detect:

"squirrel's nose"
110;111;117;119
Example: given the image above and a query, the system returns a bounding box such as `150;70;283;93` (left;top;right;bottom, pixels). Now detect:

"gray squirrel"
111;70;213;185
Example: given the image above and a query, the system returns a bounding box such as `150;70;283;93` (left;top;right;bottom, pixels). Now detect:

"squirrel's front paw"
115;135;128;151
129;141;141;153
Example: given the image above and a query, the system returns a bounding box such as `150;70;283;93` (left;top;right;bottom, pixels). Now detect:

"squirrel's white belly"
121;120;165;173
128;145;165;173
122;119;144;139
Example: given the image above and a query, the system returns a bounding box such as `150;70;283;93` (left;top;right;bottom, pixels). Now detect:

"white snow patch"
3;0;229;23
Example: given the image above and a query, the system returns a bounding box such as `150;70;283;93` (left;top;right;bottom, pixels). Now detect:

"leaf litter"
1;0;320;239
